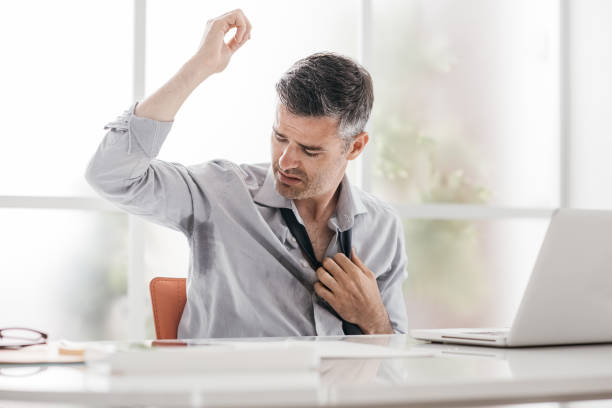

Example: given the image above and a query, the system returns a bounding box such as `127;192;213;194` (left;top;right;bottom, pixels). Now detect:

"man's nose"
278;145;299;171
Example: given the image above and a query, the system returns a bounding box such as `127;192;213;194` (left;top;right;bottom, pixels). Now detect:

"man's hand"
191;9;252;77
314;249;393;334
135;9;251;122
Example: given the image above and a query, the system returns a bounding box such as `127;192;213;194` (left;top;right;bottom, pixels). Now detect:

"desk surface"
1;335;612;407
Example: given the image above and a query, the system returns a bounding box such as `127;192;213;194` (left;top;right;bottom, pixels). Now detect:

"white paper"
224;340;433;359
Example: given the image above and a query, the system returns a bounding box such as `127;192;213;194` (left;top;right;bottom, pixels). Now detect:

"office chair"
149;277;187;340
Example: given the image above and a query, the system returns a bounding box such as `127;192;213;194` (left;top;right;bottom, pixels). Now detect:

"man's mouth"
277;169;303;185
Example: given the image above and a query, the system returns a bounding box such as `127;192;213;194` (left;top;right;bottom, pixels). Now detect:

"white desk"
1;335;612;407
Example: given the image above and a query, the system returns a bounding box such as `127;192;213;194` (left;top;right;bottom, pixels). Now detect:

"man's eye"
304;150;320;157
275;135;287;142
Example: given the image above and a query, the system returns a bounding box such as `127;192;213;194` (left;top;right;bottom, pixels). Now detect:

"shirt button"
290;236;297;244
301;260;310;269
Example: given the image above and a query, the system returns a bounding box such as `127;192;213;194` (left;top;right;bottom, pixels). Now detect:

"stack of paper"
0;343;84;364
87;342;318;375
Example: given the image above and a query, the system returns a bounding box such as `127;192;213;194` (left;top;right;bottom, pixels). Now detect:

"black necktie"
280;208;362;335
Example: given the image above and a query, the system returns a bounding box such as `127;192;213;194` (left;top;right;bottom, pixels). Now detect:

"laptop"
411;209;612;348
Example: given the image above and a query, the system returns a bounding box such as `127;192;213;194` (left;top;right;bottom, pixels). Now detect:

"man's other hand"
314;249;393;334
191;9;252;78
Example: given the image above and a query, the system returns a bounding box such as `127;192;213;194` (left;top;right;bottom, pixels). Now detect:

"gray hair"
275;52;374;149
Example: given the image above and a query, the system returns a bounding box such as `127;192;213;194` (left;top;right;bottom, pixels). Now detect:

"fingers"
316;267;339;293
329;252;362;280
350;248;370;275
226;36;242;52
242;13;252;43
331;250;374;278
314;282;335;304
322;257;349;283
228;11;248;43
216;9;252;51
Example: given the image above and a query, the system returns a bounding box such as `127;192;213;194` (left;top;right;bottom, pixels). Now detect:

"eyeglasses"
0;328;48;349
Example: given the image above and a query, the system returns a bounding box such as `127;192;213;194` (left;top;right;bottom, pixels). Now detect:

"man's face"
271;104;349;200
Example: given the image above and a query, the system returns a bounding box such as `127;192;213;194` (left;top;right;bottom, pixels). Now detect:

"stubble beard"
273;165;326;200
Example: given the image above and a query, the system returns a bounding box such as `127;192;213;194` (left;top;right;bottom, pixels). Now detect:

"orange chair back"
149;277;187;340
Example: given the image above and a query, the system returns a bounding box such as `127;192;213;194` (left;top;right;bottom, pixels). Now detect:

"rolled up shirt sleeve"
85;103;198;237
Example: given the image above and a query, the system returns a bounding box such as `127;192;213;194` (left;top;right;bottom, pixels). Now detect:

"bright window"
369;0;560;207
0;209;128;340
4;0;600;339
0;0;133;197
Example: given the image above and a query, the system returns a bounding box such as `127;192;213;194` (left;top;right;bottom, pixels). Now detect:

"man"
86;9;408;338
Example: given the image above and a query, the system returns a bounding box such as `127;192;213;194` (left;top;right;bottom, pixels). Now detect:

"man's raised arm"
135;9;252;121
85;10;251;235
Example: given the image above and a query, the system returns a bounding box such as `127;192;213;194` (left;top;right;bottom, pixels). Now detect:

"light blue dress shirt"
86;103;408;338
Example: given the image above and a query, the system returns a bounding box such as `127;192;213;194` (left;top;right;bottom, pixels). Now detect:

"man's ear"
347;132;369;160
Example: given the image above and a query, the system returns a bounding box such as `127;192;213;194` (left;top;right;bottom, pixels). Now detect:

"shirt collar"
334;174;368;231
254;166;292;209
254;165;367;231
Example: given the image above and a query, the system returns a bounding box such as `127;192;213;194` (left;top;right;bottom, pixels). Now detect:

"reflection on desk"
1;335;612;407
